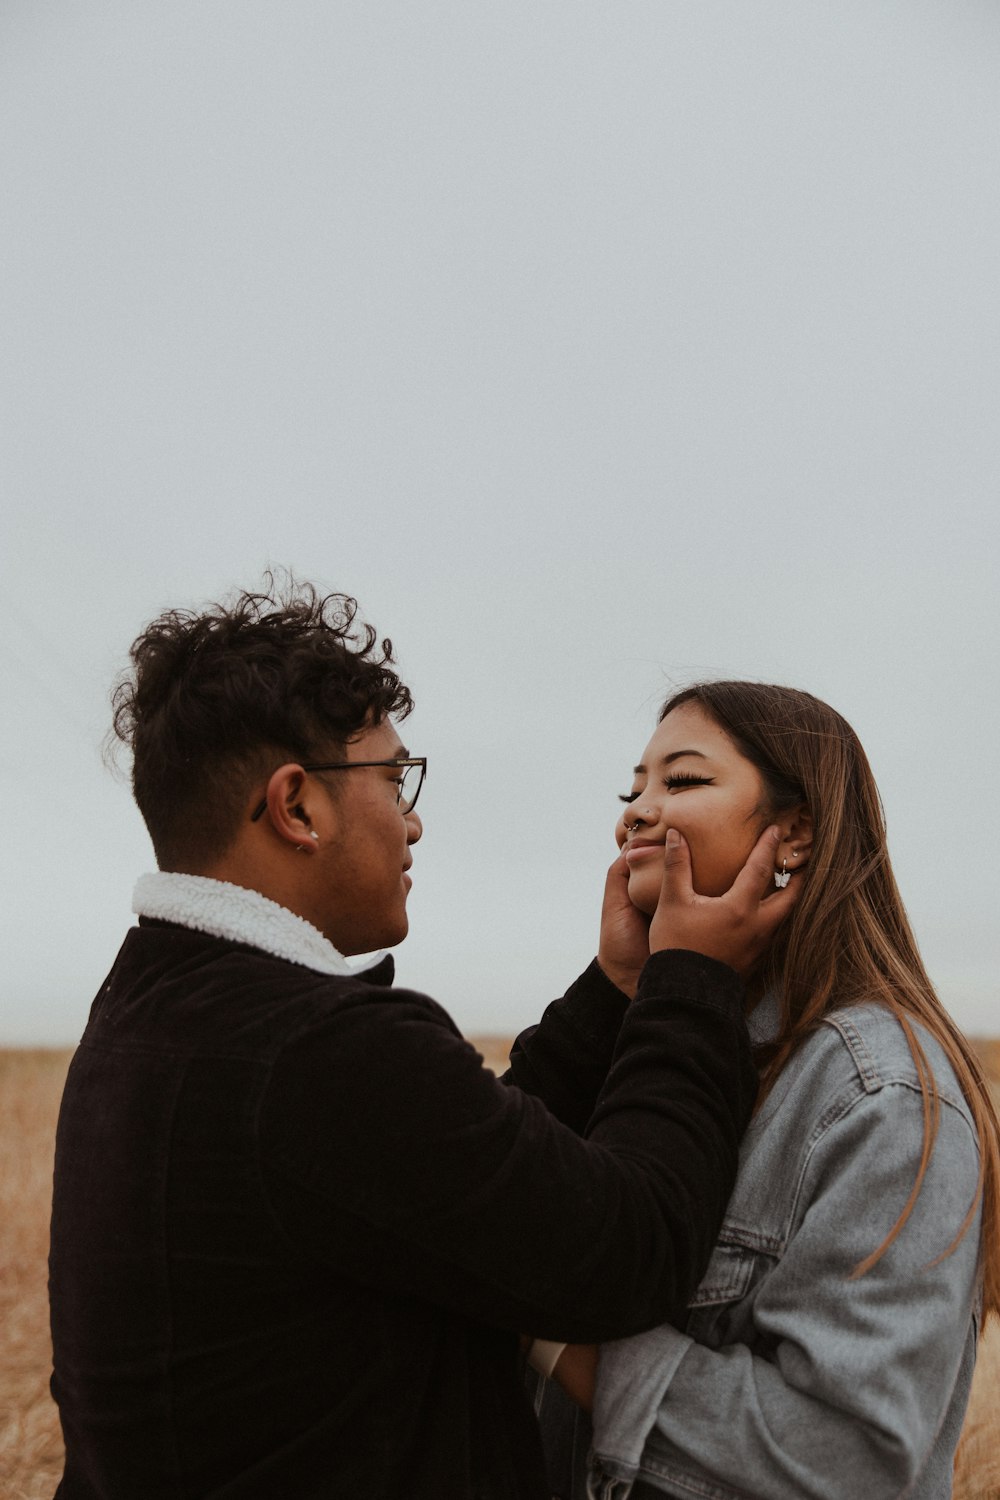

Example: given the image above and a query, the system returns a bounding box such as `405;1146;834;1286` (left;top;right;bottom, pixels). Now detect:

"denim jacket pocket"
684;1236;761;1350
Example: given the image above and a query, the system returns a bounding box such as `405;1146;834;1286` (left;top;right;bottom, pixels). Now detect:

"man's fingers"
658;828;693;901
730;825;783;903
602;850;633;911
757;874;802;931
649;823;802;974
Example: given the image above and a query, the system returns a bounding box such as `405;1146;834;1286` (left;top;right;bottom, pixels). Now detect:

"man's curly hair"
111;573;413;871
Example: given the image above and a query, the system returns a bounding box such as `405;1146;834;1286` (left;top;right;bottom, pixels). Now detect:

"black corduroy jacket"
49;921;754;1499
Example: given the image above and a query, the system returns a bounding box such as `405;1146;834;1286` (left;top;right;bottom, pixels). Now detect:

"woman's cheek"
688;837;754;898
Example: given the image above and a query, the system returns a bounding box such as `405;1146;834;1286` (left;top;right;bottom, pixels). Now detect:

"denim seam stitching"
823;1014;883;1091
593;1445;752;1500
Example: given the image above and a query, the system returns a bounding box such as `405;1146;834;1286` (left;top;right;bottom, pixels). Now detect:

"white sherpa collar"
132;872;386;978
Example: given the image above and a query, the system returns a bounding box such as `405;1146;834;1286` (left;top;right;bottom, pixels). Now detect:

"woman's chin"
627;873;660;918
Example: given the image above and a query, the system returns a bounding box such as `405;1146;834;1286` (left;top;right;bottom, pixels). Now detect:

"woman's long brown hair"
661;681;1000;1323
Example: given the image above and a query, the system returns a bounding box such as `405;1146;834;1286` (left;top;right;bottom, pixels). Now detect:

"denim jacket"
535;995;983;1500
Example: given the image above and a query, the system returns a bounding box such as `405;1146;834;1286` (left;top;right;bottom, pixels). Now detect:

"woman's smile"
623;839;663;864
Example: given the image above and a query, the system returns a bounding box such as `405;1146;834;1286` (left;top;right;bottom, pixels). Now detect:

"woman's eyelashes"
618;773;715;804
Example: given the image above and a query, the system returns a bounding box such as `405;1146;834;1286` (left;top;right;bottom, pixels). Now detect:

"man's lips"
624;839;664;865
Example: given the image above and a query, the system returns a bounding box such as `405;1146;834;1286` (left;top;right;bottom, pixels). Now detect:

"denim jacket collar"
746;988;781;1046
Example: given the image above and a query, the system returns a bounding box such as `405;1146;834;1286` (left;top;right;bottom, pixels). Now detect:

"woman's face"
615;702;772;914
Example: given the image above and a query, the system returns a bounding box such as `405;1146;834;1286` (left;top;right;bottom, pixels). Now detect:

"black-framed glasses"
250;757;426;822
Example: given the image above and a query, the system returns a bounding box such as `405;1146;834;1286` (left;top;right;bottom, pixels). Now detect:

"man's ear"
259;765;320;851
775;804;813;873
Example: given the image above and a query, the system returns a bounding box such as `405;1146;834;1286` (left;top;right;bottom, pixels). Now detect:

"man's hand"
597;851;652;998
649;825;799;977
550;1343;598;1414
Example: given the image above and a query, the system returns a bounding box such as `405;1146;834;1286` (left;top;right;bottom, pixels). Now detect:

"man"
49;579;794;1499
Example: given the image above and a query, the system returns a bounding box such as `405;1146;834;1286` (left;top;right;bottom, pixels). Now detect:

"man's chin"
361;916;410;953
383;916;409;948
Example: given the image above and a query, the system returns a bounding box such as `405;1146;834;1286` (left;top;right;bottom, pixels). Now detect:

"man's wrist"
595;954;643;1000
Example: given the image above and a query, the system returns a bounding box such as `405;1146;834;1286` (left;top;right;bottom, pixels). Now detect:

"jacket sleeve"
590;1082;983;1500
258;949;755;1344
503;959;632;1131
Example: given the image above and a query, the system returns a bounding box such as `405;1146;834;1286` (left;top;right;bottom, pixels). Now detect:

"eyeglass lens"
399;762;423;811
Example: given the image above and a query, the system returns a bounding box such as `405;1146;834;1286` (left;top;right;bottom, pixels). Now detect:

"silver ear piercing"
310;831;319;841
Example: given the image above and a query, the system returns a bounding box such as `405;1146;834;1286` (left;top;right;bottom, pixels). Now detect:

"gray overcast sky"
2;0;998;1043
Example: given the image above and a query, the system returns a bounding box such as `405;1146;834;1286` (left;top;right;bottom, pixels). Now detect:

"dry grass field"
2;1042;999;1499
1;1051;68;1499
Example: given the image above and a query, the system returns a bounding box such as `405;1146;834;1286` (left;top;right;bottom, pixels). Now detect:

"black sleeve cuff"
504;959;632;1131
634;949;745;1021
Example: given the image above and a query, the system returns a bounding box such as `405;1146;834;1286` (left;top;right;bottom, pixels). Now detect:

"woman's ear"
776;804;813;873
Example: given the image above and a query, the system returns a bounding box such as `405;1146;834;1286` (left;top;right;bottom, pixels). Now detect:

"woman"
527;681;999;1500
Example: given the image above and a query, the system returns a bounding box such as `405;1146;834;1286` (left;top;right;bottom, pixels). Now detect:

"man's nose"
405;811;423;844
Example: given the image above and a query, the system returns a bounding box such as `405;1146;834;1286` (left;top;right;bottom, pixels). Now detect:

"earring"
309;831;319;841
774;860;791;889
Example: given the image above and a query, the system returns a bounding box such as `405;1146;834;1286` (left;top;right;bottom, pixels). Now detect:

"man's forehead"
350;717;408;759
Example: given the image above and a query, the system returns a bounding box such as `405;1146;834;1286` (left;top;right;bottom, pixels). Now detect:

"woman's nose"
626;802;657;830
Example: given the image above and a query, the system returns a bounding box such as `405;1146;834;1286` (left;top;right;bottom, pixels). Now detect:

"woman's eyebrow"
633;749;710;774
